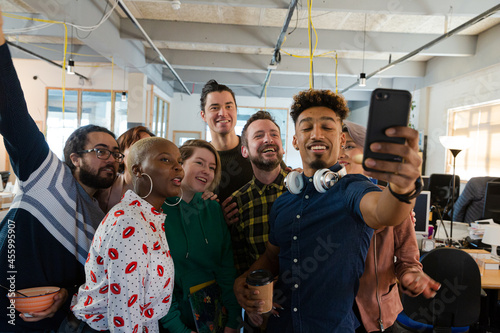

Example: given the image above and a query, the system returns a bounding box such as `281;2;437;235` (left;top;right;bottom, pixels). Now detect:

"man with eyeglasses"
0;12;123;332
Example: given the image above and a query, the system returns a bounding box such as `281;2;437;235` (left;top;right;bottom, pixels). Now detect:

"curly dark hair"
241;110;281;147
64;125;116;172
200;79;237;111
290;89;350;124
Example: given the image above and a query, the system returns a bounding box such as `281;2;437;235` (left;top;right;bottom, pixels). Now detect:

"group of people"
0;9;440;333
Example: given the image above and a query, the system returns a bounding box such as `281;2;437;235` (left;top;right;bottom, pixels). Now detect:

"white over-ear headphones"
284;167;347;194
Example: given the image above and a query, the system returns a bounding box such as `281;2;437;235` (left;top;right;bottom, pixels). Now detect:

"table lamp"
482;225;500;259
439;136;471;246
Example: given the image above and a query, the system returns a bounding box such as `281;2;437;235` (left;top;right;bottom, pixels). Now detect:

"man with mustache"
231;111;287;275
234;89;432;332
230;110;287;332
0;12;122;332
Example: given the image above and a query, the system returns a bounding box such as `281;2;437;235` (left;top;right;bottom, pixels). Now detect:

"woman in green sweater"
160;139;240;333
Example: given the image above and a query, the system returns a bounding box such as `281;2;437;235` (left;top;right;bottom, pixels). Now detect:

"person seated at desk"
340;121;439;333
453;177;500;224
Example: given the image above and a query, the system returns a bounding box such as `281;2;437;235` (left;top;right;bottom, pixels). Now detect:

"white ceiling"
2;0;500;102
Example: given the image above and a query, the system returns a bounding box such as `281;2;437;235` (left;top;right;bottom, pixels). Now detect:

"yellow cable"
62;23;67;118
335;53;338;93
307;0;313;89
2;13;61;24
111;56;114;107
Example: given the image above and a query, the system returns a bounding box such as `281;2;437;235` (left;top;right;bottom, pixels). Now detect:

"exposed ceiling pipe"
6;41;89;81
341;3;500;95
259;0;298;98
117;0;191;95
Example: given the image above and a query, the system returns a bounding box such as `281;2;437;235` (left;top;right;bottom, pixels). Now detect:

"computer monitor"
483;181;500;224
414;190;430;236
428;174;460;219
421;176;430;191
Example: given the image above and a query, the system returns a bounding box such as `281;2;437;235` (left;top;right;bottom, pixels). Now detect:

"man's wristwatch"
388;177;423;204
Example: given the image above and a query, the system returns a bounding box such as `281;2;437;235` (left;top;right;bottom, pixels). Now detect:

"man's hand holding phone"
363;126;422;195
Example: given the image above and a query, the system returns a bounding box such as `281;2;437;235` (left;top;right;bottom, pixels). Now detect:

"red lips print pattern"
71;191;174;333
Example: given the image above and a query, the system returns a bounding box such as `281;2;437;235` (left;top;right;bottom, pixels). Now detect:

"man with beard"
0;13;122;332
234;89;430;332
230;111;287;275
230;111;287;332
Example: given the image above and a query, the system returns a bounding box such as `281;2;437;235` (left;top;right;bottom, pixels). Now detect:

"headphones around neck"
284;167;347;194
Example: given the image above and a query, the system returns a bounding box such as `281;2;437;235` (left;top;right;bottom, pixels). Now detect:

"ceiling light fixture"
67;27;75;75
359;73;366;87
171;0;181;10
359;14;367;87
67;59;75;75
122;67;127;102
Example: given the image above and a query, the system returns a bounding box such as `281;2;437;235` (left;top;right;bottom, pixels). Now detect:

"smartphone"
362;88;412;173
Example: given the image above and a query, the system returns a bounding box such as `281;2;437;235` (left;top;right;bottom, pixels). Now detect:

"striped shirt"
0;43;104;332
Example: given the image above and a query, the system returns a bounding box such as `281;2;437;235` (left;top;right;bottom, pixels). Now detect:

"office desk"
481;269;500;289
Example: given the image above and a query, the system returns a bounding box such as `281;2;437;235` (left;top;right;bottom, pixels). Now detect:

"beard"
248;144;283;172
78;161;116;190
310;158;328;171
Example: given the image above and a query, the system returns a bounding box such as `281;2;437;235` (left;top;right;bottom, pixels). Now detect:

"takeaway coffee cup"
246;269;273;313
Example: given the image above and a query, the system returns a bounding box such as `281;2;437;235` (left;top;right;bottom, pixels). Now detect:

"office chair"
483;180;500;224
396;247;481;333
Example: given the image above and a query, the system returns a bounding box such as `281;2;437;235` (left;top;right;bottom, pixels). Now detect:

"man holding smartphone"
234;89;436;332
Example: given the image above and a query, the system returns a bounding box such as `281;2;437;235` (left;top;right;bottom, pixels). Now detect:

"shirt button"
305;195;309;199
293;258;298;263
294;284;299;289
308;178;313;182
293;236;297;240
296;215;300;219
293;307;298;312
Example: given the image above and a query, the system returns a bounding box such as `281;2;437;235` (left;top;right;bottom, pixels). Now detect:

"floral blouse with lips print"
72;190;175;333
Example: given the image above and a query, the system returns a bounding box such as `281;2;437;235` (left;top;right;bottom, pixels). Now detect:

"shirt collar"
253;168;288;194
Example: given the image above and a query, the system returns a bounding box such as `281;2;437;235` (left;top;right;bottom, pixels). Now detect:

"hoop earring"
137;173;153;199
164;188;183;207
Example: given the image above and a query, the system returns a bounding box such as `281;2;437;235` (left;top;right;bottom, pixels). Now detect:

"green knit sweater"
160;192;241;333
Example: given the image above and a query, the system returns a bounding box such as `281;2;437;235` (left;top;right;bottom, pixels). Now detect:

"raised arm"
0;10;5;45
360;126;422;229
0;8;50;180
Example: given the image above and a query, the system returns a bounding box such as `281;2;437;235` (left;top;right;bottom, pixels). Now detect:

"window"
151;95;170;138
46;89;79;160
447;100;500;179
205;107;288;149
46;88;127;159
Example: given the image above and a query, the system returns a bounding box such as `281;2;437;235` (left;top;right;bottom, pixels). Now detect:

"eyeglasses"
78;148;125;162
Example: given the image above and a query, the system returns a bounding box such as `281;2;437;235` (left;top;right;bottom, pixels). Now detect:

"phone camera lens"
375;92;389;100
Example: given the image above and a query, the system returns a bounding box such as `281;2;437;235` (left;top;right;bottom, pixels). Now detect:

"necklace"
164;188;183;207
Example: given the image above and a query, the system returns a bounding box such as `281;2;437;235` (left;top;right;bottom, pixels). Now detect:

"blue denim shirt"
267;164;380;332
